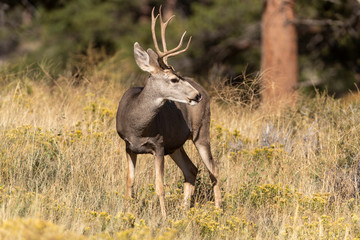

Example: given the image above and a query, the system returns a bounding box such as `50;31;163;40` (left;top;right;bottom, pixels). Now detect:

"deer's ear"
146;48;160;67
147;48;160;68
134;42;159;73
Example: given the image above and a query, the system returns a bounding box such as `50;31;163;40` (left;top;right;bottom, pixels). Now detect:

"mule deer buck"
116;6;222;217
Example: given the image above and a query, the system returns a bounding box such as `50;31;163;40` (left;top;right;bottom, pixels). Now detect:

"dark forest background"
0;0;359;97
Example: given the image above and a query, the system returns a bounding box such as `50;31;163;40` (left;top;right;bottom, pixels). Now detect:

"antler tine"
159;5;175;52
151;6;192;68
151;7;163;57
163;34;192;65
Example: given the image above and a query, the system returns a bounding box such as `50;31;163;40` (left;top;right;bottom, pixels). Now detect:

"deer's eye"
170;78;179;83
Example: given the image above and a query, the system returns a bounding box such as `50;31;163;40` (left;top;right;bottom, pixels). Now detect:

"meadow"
1;58;360;239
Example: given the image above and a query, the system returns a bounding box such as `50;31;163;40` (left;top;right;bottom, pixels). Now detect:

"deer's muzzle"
188;93;202;106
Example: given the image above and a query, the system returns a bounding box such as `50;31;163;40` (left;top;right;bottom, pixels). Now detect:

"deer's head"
133;7;202;106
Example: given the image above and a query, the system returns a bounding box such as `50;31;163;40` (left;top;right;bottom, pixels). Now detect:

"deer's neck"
129;83;164;133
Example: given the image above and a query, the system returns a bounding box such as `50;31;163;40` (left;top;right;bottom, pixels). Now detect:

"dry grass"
1;62;360;239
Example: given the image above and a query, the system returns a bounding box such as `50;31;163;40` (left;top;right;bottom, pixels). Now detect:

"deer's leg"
154;153;166;218
194;141;222;208
170;147;198;208
126;150;137;198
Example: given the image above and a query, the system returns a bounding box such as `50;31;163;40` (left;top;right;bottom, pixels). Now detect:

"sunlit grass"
1;63;360;239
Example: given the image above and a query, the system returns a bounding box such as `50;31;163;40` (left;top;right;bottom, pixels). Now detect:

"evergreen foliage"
0;0;359;95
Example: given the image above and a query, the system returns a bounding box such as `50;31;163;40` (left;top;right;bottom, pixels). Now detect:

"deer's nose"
195;93;202;102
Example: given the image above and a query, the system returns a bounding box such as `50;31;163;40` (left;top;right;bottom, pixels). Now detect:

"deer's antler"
151;6;192;69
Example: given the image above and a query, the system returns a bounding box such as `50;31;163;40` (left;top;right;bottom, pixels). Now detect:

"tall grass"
1;61;360;239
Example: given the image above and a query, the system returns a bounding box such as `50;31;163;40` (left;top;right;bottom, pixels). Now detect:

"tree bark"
164;0;177;20
261;0;298;107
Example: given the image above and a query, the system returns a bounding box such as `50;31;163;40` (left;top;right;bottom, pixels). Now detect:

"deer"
116;6;222;218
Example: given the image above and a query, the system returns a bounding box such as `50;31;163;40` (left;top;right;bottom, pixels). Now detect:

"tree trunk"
261;0;298;107
164;0;177;20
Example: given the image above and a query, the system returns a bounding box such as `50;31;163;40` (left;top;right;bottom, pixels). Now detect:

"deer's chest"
124;136;159;155
123;125;189;156
117;100;192;155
